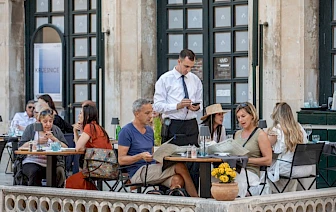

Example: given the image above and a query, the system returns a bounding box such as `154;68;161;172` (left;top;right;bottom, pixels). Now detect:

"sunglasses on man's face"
28;106;35;110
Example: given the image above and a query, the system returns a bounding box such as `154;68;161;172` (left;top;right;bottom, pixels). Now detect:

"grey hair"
26;100;35;106
132;99;152;113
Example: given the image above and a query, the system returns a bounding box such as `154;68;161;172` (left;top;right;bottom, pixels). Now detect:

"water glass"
312;135;320;143
50;142;61;151
303;124;312;141
226;134;233;140
198;141;206;157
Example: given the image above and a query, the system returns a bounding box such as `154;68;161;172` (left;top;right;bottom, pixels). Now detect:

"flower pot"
211;182;239;201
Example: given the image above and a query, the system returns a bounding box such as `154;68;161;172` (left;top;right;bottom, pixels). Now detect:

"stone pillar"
0;0;25;133
102;0;157;133
259;0;319;123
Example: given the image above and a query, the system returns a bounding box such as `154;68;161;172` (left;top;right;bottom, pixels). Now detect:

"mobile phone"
192;102;200;106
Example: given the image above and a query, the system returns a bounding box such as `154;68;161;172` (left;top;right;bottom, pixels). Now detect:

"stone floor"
0;150;15;186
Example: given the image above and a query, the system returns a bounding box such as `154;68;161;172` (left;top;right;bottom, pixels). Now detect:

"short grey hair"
132;99;152;113
26;100;35;107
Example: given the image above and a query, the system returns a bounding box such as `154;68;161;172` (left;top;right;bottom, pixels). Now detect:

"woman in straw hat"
201;104;229;143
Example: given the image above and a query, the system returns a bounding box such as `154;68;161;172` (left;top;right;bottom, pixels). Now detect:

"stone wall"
102;0;157;133
259;0;319;123
2;186;336;212
0;0;24;134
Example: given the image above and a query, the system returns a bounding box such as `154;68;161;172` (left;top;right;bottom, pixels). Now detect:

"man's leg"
186;162;199;191
169;175;184;188
174;163;198;197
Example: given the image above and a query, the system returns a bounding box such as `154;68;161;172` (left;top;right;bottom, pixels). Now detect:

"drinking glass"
226;134;233;140
198;139;205;157
267;129;278;136
312;135;320;143
51;142;61;151
304;124;312;141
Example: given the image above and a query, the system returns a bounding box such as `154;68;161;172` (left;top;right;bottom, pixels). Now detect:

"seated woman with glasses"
234;102;272;197
17;106;68;187
201;104;229;143
267;102;310;193
65;102;112;190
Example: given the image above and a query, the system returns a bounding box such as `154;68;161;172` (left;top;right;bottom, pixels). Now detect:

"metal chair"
318;150;336;187
270;143;325;193
246;166;268;196
5;137;19;174
112;149;156;193
86;149;159;192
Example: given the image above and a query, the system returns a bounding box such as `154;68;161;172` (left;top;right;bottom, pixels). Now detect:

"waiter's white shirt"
154;67;203;120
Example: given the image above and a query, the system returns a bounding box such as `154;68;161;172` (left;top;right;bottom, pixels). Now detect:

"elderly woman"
234;102;272;197
18;106;68;187
38;94;73;133
267;102;310;193
200;104;228;143
65;102;112;190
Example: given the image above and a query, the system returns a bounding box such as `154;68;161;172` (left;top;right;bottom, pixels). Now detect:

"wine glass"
304;124;312;141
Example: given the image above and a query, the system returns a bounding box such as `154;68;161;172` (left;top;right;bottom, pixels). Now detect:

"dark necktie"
181;75;189;99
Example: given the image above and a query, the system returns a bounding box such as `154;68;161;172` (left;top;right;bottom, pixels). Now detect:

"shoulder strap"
242;127;259;147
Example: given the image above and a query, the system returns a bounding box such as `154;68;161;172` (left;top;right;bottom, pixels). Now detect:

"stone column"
259;0;318;123
0;0;24;133
102;0;157;133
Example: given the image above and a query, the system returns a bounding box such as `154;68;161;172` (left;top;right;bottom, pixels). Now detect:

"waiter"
154;49;203;189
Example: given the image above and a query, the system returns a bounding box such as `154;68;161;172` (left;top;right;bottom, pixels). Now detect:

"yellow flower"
219;175;229;183
211;163;236;183
219;162;230;169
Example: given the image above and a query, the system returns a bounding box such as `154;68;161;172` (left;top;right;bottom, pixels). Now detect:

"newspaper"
153;142;189;163
207;138;249;156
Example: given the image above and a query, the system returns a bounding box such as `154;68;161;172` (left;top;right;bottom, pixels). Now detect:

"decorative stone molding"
1;186;336;212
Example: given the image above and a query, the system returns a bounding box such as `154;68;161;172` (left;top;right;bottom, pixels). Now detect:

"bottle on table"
116;124;122;140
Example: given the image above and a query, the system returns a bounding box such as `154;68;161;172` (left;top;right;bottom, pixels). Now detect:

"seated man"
11;100;36;133
118;98;198;197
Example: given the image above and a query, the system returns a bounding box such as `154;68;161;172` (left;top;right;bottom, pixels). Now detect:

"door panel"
158;0;248;133
25;0;100;124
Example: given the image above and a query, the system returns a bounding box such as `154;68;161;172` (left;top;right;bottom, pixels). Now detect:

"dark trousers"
162;119;199;146
162;118;199;190
22;163;46;186
22;163;65;187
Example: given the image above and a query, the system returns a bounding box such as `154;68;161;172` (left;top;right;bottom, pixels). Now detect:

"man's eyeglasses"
28;106;35;110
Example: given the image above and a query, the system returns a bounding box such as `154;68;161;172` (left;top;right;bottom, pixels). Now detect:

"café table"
15;150;84;187
164;155;248;198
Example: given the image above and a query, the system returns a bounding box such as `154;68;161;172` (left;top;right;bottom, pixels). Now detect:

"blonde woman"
234;102;272;197
267;102;310;193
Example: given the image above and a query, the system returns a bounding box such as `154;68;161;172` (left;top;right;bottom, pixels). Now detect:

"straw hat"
200;104;228;121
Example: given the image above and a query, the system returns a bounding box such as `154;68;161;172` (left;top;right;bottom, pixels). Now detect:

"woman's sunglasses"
237;103;248;109
39;109;53;116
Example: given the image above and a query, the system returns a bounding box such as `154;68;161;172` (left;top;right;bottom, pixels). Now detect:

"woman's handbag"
82;148;119;179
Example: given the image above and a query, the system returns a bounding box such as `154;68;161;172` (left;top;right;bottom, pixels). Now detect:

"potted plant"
153;113;162;146
211;162;239;201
